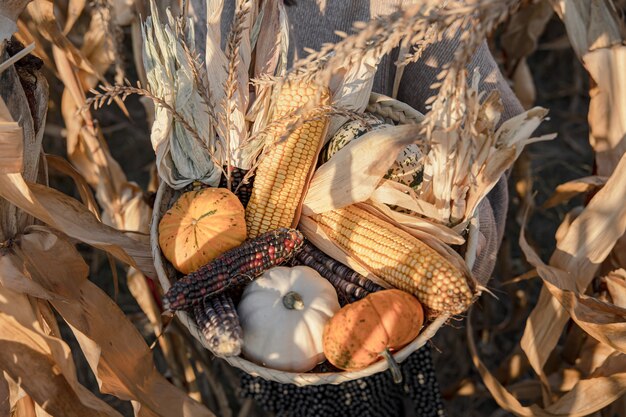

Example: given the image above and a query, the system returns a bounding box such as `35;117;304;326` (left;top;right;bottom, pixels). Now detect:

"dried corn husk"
552;0;625;176
142;0;223;189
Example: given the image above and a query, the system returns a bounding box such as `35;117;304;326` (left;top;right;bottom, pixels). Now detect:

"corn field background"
1;0;626;416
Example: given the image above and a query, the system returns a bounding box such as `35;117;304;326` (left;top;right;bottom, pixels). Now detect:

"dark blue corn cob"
164;228;304;311
294;241;384;304
193;293;243;357
219;167;254;208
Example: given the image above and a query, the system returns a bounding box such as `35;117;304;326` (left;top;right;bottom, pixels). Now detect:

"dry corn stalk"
245;81;330;237
310;204;474;315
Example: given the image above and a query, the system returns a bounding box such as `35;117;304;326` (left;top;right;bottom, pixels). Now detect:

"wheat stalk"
86;82;226;178
219;0;253;191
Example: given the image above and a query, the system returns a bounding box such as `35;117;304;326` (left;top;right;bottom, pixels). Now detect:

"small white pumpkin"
237;266;341;372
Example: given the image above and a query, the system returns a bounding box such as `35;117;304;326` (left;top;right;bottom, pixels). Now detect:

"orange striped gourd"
245;82;330;238
311;205;474;315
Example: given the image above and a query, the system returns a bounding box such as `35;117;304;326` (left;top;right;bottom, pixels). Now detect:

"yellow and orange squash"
159;188;246;274
323;289;424;371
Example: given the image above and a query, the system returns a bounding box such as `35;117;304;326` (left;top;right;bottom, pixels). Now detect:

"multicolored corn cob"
219;167;254;208
193;293;243;357
294;241;384;304
311;205;474;315
245;82;330;238
164;228;304;311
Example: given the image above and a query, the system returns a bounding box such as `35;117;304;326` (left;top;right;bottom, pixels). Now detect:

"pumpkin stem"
381;348;403;384
283;291;305;310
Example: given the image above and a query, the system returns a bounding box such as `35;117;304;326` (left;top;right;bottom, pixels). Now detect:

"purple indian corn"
294;241;384;303
219;166;254;208
193;293;243;357
164;228;304;311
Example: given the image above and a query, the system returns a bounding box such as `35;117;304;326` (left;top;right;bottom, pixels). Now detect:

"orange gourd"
323;289;424;371
159;188;246;274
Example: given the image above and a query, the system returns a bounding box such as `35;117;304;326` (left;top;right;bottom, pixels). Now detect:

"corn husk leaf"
204;0;228;111
0;374;9;417
369;179;442;220
501;1;553;63
469;311;626;416
242;0;288;167
143;0;222;189
0;55;46;241
420;71;553;225
12;228;214;417
63;0;86;34
0;259;121;417
552;0;625;176
302;124;422;215
45;154;100;217
219;0;256;169
520;152;626;398
606;269;626;309
366;199;465;246
583;46;626;176
0;172;155;277
0;313;123;417
543;175;608;208
324;54;378;142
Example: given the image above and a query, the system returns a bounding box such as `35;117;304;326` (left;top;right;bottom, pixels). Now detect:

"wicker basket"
150;93;480;386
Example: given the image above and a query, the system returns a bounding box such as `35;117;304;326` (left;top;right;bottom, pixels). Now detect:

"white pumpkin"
237;266;341;372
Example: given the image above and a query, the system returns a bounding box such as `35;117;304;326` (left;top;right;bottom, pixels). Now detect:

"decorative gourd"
321;115;424;190
237;266;341;372
159;188;246;274
323;289;424;371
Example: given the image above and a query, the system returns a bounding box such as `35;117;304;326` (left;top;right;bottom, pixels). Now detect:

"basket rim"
149;93;477;386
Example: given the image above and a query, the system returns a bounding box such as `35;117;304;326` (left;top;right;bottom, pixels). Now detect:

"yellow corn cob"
311;205;474;315
245;82;330;238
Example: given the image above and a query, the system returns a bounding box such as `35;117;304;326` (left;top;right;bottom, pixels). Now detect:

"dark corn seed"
164;228;304;311
193;293;243;357
219;167;254;208
294;241;384;303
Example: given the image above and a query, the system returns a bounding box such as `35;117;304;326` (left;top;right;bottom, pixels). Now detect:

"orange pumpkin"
159;188;246;274
323;289;424;371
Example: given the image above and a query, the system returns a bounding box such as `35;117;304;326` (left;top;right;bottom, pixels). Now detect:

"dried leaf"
14;228;214;417
253;0;288;78
511;58;536;110
370;180;442;220
63;0;86;34
0;314;123;417
583;46;626;176
366;199;465;246
45;154;99;217
606;269;626;309
325;55;378;142
501;1;553;63
143;1;222;188
543;176;608;208
0;373;9;417
0;118;23;173
552;0;622;57
469;310;626;416
302;124;422;215
0;173;155;277
0;253;60;301
520;153;626;395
